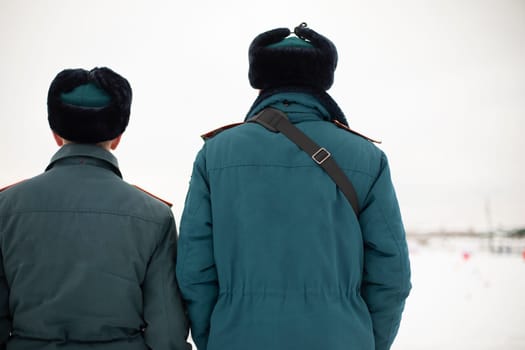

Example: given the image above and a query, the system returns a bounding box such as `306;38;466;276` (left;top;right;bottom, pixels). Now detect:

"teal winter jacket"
177;93;411;350
0;144;191;350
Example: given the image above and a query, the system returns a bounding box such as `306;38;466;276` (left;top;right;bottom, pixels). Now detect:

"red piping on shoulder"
201;122;244;140
0;179;27;192
333;120;382;144
133;185;173;207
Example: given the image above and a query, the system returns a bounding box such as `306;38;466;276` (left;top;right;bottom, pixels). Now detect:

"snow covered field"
392;239;525;350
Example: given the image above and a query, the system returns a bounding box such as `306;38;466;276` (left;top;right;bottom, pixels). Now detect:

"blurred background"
1;0;524;348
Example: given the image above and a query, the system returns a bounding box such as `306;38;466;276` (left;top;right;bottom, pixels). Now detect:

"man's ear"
52;132;64;146
110;134;122;150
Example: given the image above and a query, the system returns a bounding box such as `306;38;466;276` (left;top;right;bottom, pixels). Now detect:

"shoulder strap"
248;108;360;216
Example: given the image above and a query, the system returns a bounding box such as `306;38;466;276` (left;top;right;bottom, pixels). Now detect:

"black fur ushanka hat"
248;23;338;91
47;67;132;143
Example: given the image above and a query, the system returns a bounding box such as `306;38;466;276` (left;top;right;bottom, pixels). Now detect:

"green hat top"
60;83;111;108
267;36;314;49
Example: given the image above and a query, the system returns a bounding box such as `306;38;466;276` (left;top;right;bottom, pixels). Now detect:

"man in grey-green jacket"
0;67;191;350
177;24;411;350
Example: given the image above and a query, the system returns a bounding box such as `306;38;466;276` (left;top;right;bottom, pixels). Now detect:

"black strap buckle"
312;147;331;164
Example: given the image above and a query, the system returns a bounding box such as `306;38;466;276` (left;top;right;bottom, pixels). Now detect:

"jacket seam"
378;202;408;345
0;209;164;226
218;288;360;296
207;163;375;179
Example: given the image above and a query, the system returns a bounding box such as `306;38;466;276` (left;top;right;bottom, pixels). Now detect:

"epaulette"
0;179;27;193
201;122;244;141
133;185;173;208
333;120;382;144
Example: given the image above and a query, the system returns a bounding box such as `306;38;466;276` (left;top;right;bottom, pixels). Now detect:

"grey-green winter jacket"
0;144;191;350
177;92;411;350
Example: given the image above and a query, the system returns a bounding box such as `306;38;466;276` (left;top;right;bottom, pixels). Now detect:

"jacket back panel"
0;160;170;349
182;117;385;350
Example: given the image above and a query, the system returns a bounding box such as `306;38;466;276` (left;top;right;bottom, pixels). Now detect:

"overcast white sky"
1;0;524;233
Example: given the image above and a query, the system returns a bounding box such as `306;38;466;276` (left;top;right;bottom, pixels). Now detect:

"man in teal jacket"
0;67;191;350
177;24;411;350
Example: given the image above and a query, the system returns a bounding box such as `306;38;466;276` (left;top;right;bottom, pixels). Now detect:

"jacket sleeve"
176;148;218;350
0;250;10;349
142;212;192;350
359;152;411;350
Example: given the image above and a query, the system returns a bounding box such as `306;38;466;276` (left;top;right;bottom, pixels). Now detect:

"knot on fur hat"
47;67;132;143
248;23;338;91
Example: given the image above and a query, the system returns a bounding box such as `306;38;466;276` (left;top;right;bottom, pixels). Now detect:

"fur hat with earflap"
248;22;338;91
47;67;132;144
246;23;349;126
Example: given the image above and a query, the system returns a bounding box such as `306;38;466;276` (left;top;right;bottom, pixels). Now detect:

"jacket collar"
245;87;349;126
245;92;332;123
45;144;122;178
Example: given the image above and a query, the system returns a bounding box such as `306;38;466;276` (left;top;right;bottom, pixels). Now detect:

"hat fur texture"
47;67;132;143
248;24;338;91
